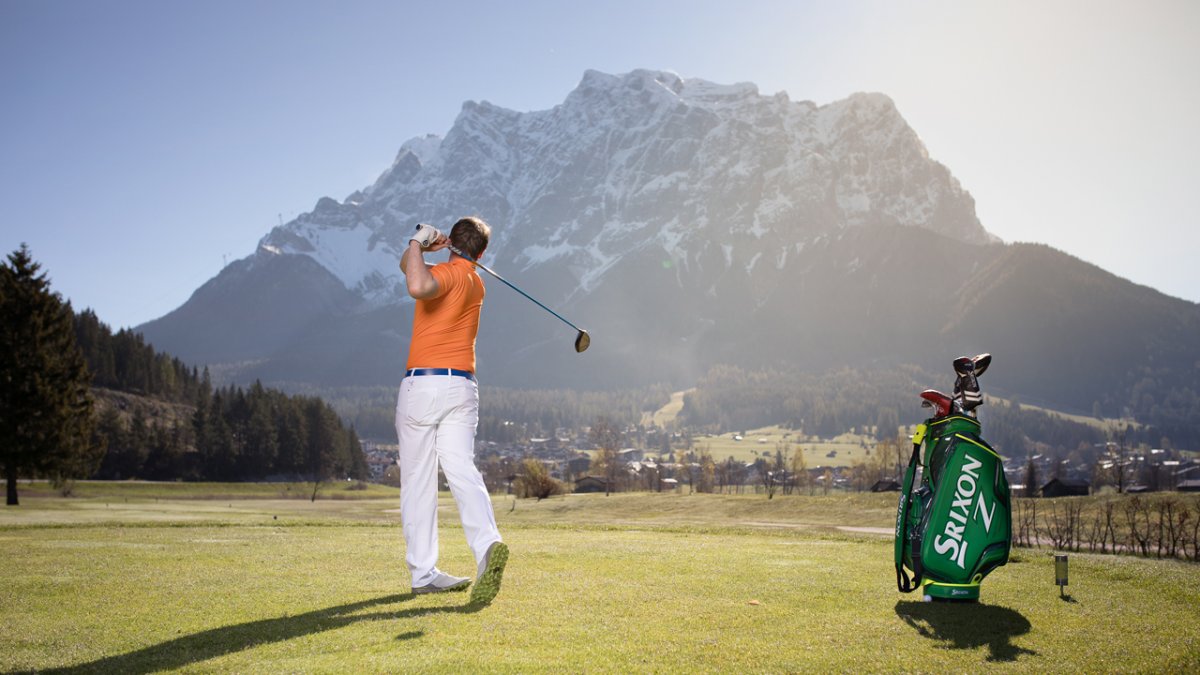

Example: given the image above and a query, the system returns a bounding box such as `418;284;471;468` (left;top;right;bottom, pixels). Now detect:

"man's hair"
450;216;491;261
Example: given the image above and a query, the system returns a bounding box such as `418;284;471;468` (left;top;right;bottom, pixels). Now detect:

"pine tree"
202;390;239;480
345;426;367;481
304;398;340;500
274;395;307;476
0;245;101;505
240;381;279;479
1023;456;1040;498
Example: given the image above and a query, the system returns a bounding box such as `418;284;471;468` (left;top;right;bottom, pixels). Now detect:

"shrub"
515;459;565;501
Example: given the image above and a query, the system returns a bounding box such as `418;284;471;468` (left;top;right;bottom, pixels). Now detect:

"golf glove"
410;223;443;248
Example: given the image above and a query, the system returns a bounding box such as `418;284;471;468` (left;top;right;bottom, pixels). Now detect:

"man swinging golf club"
397;216;507;604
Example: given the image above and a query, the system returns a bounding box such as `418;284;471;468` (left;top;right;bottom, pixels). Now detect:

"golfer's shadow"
895;601;1037;662
41;593;478;675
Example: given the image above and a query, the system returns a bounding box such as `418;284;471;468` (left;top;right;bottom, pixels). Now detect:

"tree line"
94;380;366;487
1;245;365;505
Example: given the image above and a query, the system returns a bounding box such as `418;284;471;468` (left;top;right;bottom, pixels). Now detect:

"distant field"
647;392;913;468
693;426;891;468
3;484;1198;672
642;388;691;428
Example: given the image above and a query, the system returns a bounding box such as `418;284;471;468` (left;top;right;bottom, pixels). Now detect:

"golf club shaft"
446;244;583;333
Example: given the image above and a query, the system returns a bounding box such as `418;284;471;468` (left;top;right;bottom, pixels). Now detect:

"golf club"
416;225;590;352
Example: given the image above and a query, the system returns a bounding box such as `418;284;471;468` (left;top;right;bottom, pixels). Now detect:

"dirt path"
837;526;893;536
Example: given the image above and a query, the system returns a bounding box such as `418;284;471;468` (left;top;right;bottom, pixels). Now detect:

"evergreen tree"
274;395;308;476
95;406;139;480
304;398;340;500
1023;457;1040;498
0;245;101;505
240;382;279;479
202;390;238;480
143;421;186;480
74;309;117;386
345;426;367;481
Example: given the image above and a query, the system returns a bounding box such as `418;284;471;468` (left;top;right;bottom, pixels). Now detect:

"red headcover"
920;389;954;418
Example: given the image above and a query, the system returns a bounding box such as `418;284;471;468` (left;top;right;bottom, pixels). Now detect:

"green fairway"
2;487;1198;672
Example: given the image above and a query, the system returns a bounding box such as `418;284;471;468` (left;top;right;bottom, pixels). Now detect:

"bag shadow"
895;600;1037;662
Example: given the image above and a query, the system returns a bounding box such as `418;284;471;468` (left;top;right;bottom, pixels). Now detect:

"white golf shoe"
412;571;471;594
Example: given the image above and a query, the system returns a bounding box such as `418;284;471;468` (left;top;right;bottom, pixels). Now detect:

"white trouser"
395;374;501;587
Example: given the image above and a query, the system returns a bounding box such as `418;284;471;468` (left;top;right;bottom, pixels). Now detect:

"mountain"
138;69;1200;431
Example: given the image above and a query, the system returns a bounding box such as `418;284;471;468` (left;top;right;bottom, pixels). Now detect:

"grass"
2;486;1199;672
693;426;884;468
1;481;401;529
645;394;900;468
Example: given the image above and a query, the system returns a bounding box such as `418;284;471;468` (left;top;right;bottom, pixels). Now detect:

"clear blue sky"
2;0;1197;329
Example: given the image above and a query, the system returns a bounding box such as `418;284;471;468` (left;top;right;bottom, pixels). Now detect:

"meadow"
2;483;1198;673
691;426;893;468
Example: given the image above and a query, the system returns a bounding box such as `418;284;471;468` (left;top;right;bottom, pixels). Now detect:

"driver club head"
952;353;989;416
972;353;991;378
574;330;590;353
953;353;992;377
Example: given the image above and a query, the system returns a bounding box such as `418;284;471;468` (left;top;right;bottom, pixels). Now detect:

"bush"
515;459;565;501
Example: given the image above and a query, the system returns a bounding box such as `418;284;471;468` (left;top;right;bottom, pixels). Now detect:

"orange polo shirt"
406;257;485;373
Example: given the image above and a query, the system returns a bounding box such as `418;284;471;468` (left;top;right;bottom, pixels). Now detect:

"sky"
2;0;1197;329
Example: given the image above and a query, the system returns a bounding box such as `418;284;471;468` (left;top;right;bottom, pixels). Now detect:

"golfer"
396;216;507;604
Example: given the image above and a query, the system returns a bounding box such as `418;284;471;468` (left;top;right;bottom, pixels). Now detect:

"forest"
74;310;366;483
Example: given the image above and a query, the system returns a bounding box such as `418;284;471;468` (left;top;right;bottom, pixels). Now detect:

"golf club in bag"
894;353;1011;601
412;224;590;353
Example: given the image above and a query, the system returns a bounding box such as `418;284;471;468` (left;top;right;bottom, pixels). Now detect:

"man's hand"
410;223;447;250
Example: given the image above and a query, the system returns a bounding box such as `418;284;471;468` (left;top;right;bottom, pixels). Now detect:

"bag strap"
895;424;926;593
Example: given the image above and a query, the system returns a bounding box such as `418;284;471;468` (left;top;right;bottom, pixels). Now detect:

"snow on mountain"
399;134;442;167
259;219;402;305
259;68;989;307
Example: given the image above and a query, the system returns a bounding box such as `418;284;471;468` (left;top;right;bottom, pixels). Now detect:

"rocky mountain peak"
258;69;990;312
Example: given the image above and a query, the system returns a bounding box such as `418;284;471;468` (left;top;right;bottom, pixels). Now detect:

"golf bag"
894;354;1011;601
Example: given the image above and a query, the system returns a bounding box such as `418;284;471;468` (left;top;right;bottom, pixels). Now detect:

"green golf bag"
894;354;1011;601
